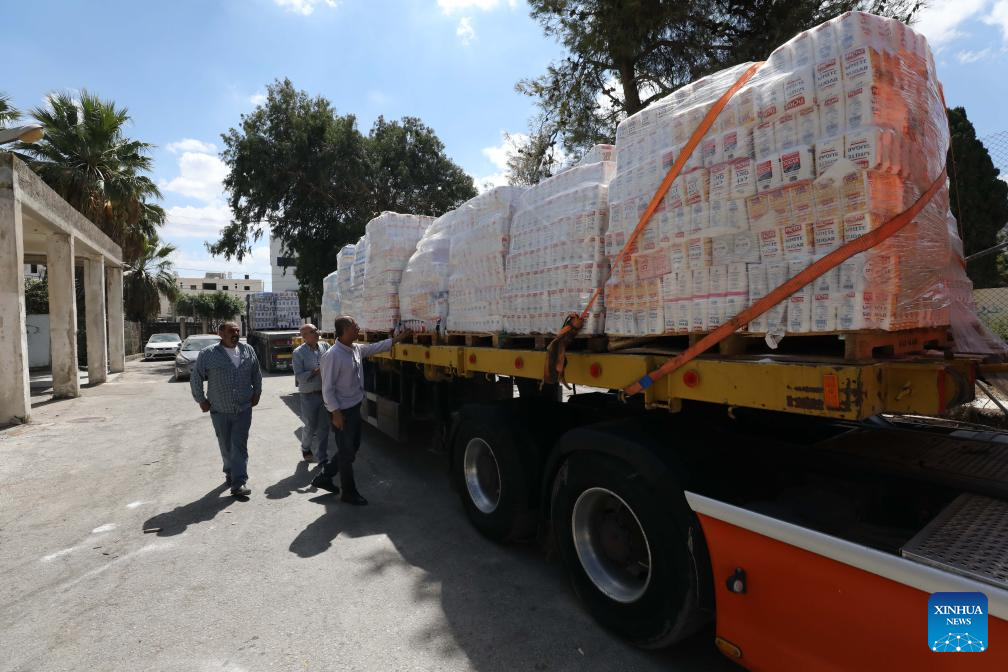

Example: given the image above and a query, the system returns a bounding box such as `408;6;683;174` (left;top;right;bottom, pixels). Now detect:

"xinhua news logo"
929;592;988;652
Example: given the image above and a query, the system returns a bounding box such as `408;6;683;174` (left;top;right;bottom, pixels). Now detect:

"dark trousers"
320;402;362;494
210;407;252;485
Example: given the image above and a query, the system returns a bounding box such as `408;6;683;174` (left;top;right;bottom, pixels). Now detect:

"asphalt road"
0;359;738;672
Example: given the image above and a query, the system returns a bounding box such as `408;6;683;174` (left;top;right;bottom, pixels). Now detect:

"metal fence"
970;132;1008;339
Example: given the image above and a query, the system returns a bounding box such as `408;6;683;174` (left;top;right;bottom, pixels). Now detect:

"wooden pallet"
441;331;500;347
359;330;391;343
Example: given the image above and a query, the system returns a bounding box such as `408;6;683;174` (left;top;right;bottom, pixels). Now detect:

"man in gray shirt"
292;323;330;465
312;315;410;504
190;321;262;498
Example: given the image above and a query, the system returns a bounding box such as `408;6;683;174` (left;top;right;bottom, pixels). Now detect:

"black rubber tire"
550;451;711;649
451;405;537;542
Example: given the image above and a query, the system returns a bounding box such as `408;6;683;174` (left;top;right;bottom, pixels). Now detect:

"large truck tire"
550;450;712;649
450;405;538;542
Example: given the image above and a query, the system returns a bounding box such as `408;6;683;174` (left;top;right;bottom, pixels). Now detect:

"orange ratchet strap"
543;61;765;385
623;168;948;397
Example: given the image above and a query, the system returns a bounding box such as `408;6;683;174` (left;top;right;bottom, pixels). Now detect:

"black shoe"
231;484;251;497
311;475;339;494
341;492;368;506
302;451;314;462
225;473;232;487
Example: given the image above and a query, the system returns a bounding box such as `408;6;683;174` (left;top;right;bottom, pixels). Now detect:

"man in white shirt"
312;315;410;504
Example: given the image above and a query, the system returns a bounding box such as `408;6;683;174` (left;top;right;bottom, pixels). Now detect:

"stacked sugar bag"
447;186;527;332
360;212;433;331
399;217;452;333
246;293;276;332
502;147;616;335
321;271;341;334
275;291;301;329
606;11;961;339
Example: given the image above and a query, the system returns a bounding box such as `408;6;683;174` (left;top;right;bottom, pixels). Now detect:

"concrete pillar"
47;232;79;398
83;257;108;385
0;168;30;424
105;265;125;373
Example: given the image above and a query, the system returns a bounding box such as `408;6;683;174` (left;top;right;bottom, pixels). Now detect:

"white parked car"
144;333;182;360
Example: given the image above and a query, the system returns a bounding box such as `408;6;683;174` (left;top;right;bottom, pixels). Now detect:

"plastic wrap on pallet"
502;149;615;335
447;186;526;333
399;217;452;333
604;11;995;351
321;270;341;336
360;212;433;331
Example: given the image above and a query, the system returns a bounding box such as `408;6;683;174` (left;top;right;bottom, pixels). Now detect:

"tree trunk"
618;59;643;116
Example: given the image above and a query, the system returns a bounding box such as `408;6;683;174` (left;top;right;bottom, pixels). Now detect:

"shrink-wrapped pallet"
605;11;973;343
275;290;301;329
246;292;276;332
321;271;341;335
503;151;615;335
360;212;433;331
447;186;526;332
399;218;452;333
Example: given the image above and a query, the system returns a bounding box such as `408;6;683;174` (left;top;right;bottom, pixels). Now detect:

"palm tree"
0;93;19;128
15;90;164;263
123;234;179;322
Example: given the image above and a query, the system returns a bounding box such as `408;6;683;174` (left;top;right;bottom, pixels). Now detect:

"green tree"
15;90;165;264
947;107;1008;289
25;276;49;314
0;92;19;128
515;0;923;167
176;291;244;333
123;234;180;322
209;78;477;311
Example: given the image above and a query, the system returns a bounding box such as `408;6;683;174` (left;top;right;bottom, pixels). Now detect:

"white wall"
26;314;50;368
270;234;300;293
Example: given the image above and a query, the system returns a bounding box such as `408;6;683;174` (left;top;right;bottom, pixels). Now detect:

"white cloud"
914;0;989;49
482;131;525;171
985;0;1008;43
161;149;229;204
166;138;217;154
366;89;390;106
457;17;476;45
957;47;993;63
163;203;232;239
437;0;509;14
274;0;339;15
248;92;267;106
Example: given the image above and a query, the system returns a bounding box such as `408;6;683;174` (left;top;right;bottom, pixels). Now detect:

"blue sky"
3;0;1007;288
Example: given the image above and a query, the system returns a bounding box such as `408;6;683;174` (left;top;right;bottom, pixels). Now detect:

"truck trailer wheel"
451;406;537;542
550;451;711;649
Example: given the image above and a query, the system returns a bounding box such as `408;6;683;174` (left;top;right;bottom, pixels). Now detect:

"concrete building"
1;153;125;425
159;272;265;319
270;233;299;293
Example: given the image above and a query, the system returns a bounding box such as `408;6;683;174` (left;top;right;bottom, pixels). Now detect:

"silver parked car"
174;335;222;381
144;333;182;360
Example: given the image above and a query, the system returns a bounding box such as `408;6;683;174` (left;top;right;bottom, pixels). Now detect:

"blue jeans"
319;402;362;494
210;407;252;486
298;392;331;463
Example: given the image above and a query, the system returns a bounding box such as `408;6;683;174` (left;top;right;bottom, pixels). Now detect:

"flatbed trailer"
310;329;1008;669
247;329;299;373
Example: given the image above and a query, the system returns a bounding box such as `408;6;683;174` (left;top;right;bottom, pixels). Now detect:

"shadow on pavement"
280;393;302;417
142;483;236;536
286;426;742;672
264;460;315;500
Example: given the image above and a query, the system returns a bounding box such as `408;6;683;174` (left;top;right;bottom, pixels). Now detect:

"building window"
189;285;197;290
202;282;217;290
30;264;37;274
223;285;229;290
244;285;251;291
276;256;296;267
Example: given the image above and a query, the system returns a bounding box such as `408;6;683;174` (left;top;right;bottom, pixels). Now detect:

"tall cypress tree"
947;106;1008;289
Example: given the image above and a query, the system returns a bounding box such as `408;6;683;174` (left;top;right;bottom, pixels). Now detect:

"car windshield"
150;334;180;343
182;338;220;351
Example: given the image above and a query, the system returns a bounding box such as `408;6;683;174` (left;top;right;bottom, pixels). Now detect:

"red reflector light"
683;370;700;388
589;363;602;378
402;348;409;357
424;351;430;360
468;354;477;364
514;357;524;369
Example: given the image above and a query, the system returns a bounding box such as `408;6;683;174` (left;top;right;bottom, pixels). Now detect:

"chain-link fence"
969;131;1008;340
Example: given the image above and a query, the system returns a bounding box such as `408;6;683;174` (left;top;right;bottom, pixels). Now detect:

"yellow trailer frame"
372;343;978;421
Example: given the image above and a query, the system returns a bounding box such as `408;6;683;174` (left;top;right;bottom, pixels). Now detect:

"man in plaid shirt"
190;321;262;497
